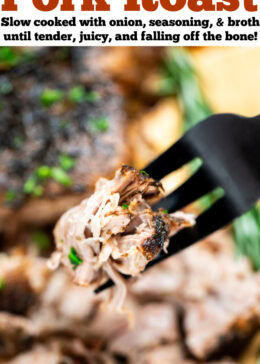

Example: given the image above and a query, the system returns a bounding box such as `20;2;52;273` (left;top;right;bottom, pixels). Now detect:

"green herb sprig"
162;48;212;130
233;206;260;270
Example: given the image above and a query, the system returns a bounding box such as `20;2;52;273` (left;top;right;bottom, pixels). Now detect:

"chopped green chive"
140;170;149;177
24;175;44;196
122;203;129;210
68;85;86;104
40;89;64;107
68;86;100;104
33;185;44;197
0;80;13;95
54;48;69;61
32;230;51;251
0;277;6;291
37;166;52;180
13;136;24;148
68;247;83;270
90;118;109;133
4;189;17;203
0;47;20;68
51;167;72;187
24;175;37;194
23;163;74;197
59;155;75;171
60;120;70;129
85;91;100;102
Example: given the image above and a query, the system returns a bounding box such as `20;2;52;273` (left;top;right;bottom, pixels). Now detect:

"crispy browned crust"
141;215;168;261
120;165;163;198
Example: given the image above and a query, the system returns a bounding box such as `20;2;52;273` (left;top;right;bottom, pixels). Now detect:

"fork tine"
95;197;237;294
153;167;216;212
145;137;194;180
95;276;122;293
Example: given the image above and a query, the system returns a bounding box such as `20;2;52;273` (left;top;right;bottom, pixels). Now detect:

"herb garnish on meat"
90;117;109;133
68;247;83;270
4;189;17;203
59;155;76;171
140;170;150;177
68;85;100;104
40;88;64;107
23;157;74;196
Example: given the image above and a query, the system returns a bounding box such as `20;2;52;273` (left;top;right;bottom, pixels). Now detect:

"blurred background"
0;46;259;364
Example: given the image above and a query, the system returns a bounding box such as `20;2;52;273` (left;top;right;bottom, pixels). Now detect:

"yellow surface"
129;98;183;166
240;331;260;364
129;98;189;194
192;47;260;117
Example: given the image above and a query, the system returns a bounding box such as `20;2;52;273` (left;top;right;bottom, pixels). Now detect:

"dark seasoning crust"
119;164;163;200
142;215;168;260
0;48;127;207
120;166;168;261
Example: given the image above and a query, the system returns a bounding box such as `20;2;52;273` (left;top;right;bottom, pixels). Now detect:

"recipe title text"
0;0;258;12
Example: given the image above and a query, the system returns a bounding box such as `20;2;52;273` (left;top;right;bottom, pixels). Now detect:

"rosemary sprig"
233;205;260;270
162;48;221;206
162;47;260;269
162;48;212;130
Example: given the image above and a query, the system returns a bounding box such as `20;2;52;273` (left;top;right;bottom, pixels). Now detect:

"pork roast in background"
0;253;127;360
0;47;128;236
1;229;259;363
130;230;260;360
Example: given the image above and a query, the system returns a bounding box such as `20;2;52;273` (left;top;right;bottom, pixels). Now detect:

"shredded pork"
49;166;194;308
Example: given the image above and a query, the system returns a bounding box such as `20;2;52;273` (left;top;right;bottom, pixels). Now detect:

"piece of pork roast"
0;48;128;236
50;165;194;309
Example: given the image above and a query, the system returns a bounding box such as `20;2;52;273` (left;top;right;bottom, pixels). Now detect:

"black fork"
95;113;260;293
